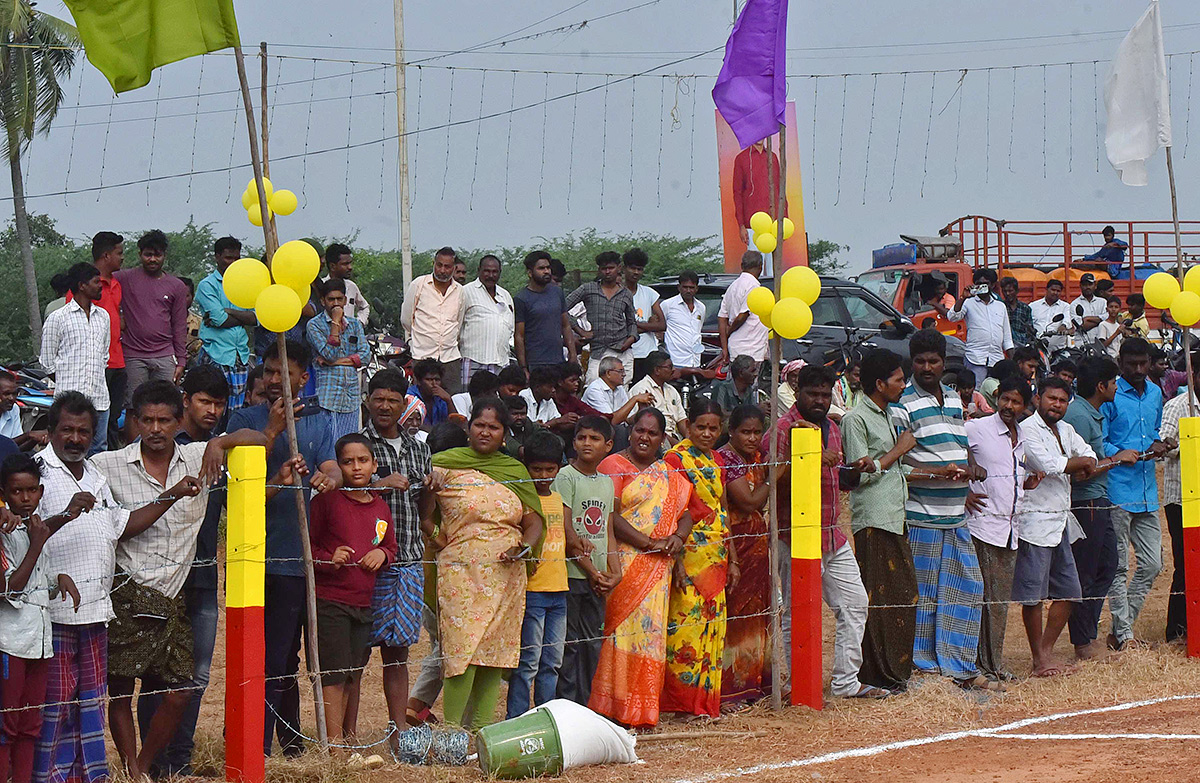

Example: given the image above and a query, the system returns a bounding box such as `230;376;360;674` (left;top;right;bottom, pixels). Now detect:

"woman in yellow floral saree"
590;409;694;727
661;399;733;718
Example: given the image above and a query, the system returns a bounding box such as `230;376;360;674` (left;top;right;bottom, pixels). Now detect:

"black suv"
651;273;967;374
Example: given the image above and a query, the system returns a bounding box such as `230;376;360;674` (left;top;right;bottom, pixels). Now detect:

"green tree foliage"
808;239;849;276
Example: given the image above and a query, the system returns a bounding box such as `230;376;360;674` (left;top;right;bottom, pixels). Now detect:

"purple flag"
712;0;789;150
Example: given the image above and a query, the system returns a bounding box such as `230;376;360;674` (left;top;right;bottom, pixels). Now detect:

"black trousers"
556;578;604;706
264;574;306;755
1166;503;1187;642
105;368;126;450
1068;499;1118;647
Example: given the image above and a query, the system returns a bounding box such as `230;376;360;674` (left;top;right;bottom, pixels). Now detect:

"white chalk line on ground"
984;732;1200;740
669;693;1200;783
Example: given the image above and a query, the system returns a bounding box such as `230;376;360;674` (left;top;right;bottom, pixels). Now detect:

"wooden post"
394;0;413;290
225;446;266;783
764;130;783;711
1166;147;1195;417
790;428;822;710
233;44;330;753
1180;417;1200;658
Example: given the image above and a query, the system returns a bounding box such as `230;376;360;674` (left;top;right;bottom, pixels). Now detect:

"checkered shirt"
363;421;431;565
39;300;111;410
305;311;366;414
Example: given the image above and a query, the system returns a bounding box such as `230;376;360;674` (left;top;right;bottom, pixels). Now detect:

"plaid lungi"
461;359;502;389
370;563;425;649
907;526;983;682
34;623;108;783
196;349;250;410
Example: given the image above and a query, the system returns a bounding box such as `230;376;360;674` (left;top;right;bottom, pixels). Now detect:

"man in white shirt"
458;255;515;388
40;262;111;455
580;356;652;425
322;243;369;326
1030;279;1074;352
1070;272;1108;338
1015;375;1131;678
718;252;768;364
661;271;707;370
0;371;46;451
399;247;465;393
93;380;266;780
622;248;665;383
628;351;689;443
939;268;1012;385
519;366;576;441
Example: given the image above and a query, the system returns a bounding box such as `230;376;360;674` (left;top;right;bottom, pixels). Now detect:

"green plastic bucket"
477;708;564;779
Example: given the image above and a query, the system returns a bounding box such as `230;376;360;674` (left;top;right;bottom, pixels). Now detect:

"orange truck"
854;215;1200;337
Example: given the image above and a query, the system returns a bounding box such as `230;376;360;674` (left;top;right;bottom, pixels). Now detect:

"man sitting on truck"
1031;279;1074;352
934;268;1012;385
1080;225;1129;279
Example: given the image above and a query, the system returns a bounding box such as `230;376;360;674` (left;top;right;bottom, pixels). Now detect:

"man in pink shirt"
115;230;189;439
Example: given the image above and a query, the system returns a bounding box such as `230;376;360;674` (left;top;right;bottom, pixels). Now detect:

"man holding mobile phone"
931;268;1013;385
305;278;366;440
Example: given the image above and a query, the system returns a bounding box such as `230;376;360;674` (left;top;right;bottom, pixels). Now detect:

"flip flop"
848;685;891;699
961;675;1006;692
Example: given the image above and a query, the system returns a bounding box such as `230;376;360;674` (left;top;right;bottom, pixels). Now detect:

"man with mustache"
400;246;465;394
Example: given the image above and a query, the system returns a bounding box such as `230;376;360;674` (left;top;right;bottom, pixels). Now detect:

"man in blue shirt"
195;237;255;409
227;339;338;755
1101;338;1173;650
1081;225;1129;279
407;358;453;431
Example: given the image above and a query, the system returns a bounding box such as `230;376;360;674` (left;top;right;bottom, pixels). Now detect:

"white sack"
532;699;639;769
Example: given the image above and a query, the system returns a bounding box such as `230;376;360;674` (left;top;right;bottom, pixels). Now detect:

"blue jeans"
88;409;109;456
137;587;219;774
505;591;567;719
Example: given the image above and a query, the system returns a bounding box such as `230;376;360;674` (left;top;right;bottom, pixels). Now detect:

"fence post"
225;446;267;783
1180;418;1200;659
790;427;822;709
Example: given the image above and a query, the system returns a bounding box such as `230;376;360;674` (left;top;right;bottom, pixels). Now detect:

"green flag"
63;0;240;93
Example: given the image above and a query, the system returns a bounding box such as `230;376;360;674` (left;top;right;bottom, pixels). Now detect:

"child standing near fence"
554;416;621;706
309;434;397;750
507;432;568;719
0;454;79;783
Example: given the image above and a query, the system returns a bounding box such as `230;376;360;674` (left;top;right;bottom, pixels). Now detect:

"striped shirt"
891;379;970;528
1160;390;1195;507
399;274;464;361
39;299;111;411
459;279;515;367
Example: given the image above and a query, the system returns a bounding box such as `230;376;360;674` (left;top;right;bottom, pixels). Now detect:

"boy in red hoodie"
309;433;397;748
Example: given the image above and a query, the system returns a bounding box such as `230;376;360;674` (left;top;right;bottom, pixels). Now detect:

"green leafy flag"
62;0;239;93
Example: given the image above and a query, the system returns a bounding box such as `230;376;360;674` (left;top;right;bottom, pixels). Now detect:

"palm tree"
0;2;78;347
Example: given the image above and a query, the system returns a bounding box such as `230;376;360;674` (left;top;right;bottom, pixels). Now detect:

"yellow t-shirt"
527;491;568;593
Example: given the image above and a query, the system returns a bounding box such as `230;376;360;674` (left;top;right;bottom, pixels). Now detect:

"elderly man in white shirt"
1030;279;1074;352
1015;375;1133;678
458;255;515;387
938;268;1012;385
718;251;768;364
581;355;652;425
628;350;689;443
399;246;465;393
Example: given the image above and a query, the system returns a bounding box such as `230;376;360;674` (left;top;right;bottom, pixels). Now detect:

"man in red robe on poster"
732;139;788;245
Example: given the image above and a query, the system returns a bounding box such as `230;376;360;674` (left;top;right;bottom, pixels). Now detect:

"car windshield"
855;271;902;305
840;288;899;331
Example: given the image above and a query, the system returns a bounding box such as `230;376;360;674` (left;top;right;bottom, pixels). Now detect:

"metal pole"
1167;146;1195;418
394;0;414;291
765;129;783;711
233;45;330;753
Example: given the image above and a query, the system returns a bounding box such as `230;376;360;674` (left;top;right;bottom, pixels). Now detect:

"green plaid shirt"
1006;299;1036;347
841;395;908;535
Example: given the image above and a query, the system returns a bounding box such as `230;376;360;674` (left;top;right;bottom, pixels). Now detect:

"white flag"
1105;0;1172;186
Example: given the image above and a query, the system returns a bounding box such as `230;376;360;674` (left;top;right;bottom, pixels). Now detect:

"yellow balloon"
754;232;777;255
247;205;274;227
749;211;773;235
241;187;257;210
746;286;776;318
780;265;821;305
272;239;322;289
1185;266;1200;296
255;284;304;333
270;189;299;216
782;217;796;240
245;177;273;202
771;297;813;340
222;258;272;309
760;311;772;330
1171;290;1200;327
1143;271;1181;309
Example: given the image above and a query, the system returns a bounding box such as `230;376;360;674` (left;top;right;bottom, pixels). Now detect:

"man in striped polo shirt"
892;330;998;691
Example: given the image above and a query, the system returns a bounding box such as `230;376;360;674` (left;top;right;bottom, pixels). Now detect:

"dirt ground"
179;506;1200;783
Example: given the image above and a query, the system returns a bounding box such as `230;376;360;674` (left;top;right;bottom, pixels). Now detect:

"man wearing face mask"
459;255;515;389
400;246;465;394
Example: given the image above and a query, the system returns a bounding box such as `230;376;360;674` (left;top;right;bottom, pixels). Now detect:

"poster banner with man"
716;102;807;273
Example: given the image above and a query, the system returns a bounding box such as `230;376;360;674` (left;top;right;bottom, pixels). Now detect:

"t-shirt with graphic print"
552;463;615;580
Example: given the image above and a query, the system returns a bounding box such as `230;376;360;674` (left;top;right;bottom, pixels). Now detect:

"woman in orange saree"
717;404;771;705
589;408;694;728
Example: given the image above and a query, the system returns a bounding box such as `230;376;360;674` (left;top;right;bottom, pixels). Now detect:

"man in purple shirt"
116;230;189;437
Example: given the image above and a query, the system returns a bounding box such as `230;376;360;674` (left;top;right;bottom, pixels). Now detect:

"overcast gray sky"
14;0;1200;275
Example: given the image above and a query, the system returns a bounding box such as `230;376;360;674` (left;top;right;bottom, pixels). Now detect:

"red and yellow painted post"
1179;418;1200;659
790;427;822;709
225;446;267;783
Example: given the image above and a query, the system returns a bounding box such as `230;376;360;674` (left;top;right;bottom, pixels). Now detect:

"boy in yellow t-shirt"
506;431;569;719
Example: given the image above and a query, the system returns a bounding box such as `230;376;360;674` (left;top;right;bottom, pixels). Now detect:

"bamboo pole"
1167;146;1195;417
394;0;413;290
233;44;330;754
765;130;783;711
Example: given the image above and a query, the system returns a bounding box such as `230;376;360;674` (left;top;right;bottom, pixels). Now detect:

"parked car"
651;273;967;378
